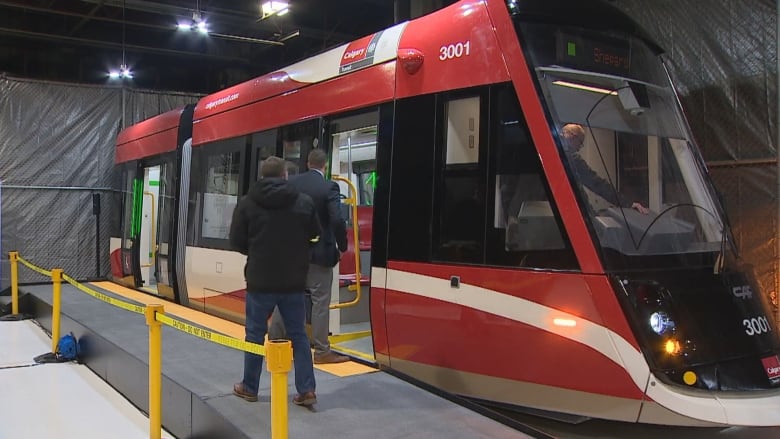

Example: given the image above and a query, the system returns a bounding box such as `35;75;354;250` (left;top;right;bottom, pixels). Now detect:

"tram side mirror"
618;82;650;117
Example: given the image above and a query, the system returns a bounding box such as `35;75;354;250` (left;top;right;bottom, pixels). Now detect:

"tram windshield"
517;21;729;269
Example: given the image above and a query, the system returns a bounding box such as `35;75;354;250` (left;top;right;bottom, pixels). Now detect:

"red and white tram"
111;0;780;426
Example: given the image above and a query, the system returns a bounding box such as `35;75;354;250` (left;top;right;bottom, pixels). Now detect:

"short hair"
562;123;585;149
307;148;328;169
260;156;286;178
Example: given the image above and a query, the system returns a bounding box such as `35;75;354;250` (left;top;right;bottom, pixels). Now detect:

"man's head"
307;148;328;172
562;123;586;152
260;156;288;179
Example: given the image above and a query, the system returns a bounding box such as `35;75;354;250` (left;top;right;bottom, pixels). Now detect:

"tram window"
387;94;436;263
201;151;240;240
331;123;377;206
445;97;480;165
486;85;577;270
251;129;277;180
189;135;246;249
435;93;486;264
280;120;319;176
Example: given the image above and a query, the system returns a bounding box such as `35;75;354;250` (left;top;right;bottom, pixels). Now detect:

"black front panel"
387;94;436;262
371;103;395;268
614;267;780;390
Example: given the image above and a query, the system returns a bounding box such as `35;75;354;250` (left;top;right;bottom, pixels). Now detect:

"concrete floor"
0;319;174;439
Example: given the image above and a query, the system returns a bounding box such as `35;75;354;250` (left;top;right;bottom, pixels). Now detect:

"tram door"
327;110;378;333
137;162;177;299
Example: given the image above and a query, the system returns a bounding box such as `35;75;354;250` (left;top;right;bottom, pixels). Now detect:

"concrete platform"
14;282;531;439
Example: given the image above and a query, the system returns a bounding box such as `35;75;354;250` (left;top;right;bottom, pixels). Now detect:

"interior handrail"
330;175;361;309
140;191;156;268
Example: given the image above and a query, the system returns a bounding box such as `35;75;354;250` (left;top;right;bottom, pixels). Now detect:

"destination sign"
556;31;631;76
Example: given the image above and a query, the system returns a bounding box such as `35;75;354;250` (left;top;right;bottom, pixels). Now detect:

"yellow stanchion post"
9;252;19;315
50;268;63;353
266;339;292;439
145;304;164;439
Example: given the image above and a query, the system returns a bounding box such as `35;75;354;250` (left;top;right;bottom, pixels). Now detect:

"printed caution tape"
16;254;265;356
17;256;52;277
156;313;265;356
62;273;145;315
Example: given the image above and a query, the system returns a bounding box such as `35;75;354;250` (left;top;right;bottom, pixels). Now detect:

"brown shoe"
293;391;317;406
313;352;349;364
233;383;258;402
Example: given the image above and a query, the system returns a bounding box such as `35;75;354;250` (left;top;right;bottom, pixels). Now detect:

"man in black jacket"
270;148;349;364
229;155;321;406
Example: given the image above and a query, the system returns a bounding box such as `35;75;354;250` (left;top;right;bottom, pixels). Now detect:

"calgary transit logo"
761;355;780;385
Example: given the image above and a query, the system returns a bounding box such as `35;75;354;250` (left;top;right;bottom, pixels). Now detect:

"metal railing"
3;251;291;439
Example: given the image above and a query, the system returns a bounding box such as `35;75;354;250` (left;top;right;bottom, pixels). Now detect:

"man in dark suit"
269;148;349;364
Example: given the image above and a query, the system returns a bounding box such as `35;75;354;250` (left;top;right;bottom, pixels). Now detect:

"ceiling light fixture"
260;1;290;20
177;1;209;34
109;0;133;80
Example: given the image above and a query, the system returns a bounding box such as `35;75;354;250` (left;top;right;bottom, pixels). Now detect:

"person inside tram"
561;123;649;215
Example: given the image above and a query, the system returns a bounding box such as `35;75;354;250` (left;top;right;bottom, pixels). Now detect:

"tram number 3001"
439;41;471;60
744;316;773;336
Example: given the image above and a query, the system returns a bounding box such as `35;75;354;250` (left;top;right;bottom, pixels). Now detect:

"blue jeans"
242;292;316;396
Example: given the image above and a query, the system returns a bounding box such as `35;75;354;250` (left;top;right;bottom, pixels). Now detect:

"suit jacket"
289;169;348;267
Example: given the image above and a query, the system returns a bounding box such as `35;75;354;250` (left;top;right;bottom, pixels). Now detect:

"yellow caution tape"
156;313;265;356
17;256;52;277
16;253;265;356
62;274;145;315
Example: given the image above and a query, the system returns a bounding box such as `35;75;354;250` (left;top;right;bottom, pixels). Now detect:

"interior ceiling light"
261;1;290;20
552;80;617;95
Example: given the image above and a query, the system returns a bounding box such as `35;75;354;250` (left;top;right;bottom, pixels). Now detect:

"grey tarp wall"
0;75;201;288
613;0;779;317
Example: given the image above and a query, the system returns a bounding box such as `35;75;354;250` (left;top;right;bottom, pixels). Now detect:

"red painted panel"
109;248;123;278
115;128;178;164
193;62;396;146
370;286;389;358
384;289;644;400
356;206;373;250
395;0;510;98
389;260;605;324
585;275;639;348
484;0;603;273
193;71;304;122
115;107;184;164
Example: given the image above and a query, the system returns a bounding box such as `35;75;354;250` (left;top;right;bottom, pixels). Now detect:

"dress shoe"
293;391;317;406
233;382;258;402
313;352;349;364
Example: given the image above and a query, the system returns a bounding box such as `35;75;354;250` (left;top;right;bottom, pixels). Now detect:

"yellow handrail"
140;191;156;268
330;175;361;309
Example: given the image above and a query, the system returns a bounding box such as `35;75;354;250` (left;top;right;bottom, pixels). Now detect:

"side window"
434;94;485;264
281;120;320;175
189;136;245;248
486;85;577;269
387;94;436;263
251;129;278;180
201;151;240;239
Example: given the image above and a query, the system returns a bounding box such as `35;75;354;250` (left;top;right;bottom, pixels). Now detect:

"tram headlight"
649;311;675;335
664;339;682;355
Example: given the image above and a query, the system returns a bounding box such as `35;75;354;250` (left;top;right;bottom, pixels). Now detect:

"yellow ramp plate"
315;361;377;377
